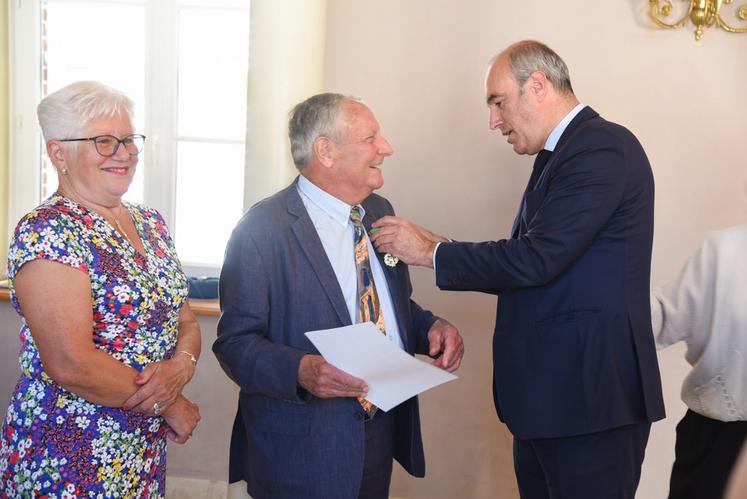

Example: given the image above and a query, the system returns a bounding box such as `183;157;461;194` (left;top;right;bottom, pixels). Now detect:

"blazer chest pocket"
537;308;601;326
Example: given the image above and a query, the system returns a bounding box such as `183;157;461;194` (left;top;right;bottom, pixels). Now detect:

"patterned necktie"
350;206;386;334
350;206;385;417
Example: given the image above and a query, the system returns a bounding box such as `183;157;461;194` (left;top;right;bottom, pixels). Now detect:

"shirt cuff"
433;242;442;271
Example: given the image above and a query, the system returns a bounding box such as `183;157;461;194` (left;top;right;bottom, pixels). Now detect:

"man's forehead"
346;104;378;129
489;55;513;79
342;100;370;117
346;105;379;139
485;57;518;94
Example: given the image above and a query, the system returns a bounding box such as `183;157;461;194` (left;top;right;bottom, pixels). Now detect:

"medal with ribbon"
368;226;399;267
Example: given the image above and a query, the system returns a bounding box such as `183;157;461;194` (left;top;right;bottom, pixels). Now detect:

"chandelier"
649;0;747;40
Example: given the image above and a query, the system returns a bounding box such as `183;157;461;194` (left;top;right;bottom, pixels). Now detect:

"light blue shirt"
297;175;404;349
432;103;587;269
544;103;585;152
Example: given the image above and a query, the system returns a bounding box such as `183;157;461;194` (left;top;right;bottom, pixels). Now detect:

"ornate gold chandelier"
649;0;747;40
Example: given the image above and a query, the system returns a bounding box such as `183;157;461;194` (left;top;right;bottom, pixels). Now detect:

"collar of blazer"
553;106;599;153
533;106;601;187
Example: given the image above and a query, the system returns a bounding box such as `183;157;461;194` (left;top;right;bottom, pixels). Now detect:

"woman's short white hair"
37;81;135;143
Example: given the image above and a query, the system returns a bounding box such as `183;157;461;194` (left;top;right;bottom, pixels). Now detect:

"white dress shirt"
651;224;747;422
297;175;404;349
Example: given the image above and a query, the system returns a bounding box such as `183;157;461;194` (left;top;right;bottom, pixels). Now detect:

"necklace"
112;204;135;247
56;191;137;249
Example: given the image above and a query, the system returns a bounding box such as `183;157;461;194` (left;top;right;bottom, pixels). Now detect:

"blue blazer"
436;107;665;439
213;180;439;499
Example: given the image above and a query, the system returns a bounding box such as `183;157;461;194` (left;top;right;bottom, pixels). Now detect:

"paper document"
305;322;457;411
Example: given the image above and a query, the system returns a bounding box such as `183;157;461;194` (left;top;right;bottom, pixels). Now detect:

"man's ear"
528;70;549;102
313;136;336;168
46;140;68;170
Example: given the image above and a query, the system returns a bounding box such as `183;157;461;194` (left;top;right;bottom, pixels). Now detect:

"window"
10;0;250;275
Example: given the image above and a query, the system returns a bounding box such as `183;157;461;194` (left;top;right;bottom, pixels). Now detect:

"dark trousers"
668;409;747;499
358;410;395;499
513;422;651;499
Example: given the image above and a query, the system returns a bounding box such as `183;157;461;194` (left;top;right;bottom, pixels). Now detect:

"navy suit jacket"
436;107;665;439
213;179;439;499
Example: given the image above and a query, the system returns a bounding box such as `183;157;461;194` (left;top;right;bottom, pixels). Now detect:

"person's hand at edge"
426;319;464;372
298;354;368;398
370;216;448;268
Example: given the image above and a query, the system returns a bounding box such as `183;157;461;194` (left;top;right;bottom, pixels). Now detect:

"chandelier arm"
715;2;747;31
649;0;692;28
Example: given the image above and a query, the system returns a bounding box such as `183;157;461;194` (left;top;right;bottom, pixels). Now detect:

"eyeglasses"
59;134;146;157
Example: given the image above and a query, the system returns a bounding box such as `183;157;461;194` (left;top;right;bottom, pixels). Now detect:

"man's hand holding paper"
305;322;459;412
298;354;369;399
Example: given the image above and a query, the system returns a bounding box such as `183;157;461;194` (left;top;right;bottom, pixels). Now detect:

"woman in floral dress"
0;81;201;498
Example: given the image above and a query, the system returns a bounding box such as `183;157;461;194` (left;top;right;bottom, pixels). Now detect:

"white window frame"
8;0;42;239
8;0;250;277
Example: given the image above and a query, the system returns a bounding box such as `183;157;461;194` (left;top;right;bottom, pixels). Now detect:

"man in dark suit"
213;93;463;499
371;40;665;499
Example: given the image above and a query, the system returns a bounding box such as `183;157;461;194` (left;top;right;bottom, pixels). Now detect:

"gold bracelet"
177;350;197;366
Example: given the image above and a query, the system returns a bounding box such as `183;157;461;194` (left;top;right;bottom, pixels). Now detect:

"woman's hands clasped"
161;395;201;444
122;355;200;443
123;354;196;417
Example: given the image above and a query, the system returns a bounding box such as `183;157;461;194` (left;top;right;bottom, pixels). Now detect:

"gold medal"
384;253;399;267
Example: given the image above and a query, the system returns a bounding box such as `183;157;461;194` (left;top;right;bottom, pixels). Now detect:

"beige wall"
1;0;9;272
243;0;328;209
324;1;746;498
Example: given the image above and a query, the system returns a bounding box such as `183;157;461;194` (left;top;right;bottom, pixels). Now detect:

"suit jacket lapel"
512;151;550;239
532;107;599;189
512;106;601;238
286;180;351;327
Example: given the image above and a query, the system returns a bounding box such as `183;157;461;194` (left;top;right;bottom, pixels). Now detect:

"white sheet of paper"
305;322;457;411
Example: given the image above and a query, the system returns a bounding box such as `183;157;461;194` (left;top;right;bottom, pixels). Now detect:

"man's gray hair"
37;81;134;144
288;93;360;168
504;40;574;95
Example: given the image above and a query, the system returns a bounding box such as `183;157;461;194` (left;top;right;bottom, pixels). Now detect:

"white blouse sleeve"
651;234;718;350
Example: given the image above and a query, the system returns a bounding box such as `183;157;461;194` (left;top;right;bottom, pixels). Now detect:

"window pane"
174;141;244;266
41;0;146;203
177;7;249;140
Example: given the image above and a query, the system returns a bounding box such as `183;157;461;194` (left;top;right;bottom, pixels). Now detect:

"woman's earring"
61;168;68;175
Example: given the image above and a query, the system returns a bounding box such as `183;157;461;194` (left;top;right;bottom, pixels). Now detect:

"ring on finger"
153;402;162;416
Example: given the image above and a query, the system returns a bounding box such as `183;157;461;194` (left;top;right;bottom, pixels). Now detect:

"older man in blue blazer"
372;40;665;499
213;93;463;499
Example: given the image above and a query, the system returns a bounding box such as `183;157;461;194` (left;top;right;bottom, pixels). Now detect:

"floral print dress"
0;193;188;498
